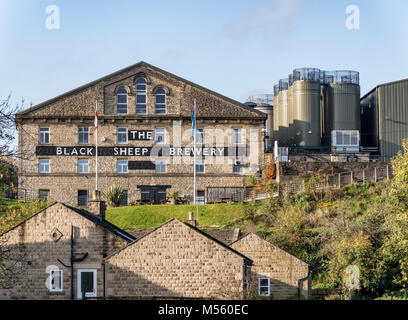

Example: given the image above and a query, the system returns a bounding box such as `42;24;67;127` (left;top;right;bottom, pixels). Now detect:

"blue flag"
191;103;196;140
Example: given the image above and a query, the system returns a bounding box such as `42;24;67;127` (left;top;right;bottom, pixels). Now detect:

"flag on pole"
95;101;99;191
94;104;98;131
191;102;196;140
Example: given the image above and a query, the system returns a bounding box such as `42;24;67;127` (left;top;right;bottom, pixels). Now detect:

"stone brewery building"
0;196;310;300
16;62;266;206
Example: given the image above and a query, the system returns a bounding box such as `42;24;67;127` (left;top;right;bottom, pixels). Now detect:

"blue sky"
1;0;408;109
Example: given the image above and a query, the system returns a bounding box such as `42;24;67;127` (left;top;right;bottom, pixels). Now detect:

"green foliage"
168;191;181;200
247;175;257;186
0;198;52;234
103;185;125;207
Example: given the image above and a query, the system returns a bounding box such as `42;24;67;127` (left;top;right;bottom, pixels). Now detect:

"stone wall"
230;233;310;300
0;203;128;300
105;219;249;299
16;62;266;206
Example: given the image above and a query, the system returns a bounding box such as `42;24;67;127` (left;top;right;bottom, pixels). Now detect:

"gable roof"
0;202;135;242
361;77;408;101
230;232;309;267
106;218;253;265
16;61;266;119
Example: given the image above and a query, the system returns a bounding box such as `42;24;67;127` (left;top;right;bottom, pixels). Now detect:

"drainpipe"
58;225;88;300
298;268;312;300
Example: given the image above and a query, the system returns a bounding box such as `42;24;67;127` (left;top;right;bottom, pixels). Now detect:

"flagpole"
95;100;98;192
193;99;199;225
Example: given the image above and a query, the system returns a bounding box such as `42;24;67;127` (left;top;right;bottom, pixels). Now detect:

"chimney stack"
89;190;106;220
186;211;197;227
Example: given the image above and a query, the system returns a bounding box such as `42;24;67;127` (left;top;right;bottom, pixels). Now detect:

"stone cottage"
0;195;310;300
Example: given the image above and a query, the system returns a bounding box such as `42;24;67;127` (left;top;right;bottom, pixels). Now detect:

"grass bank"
106;203;246;230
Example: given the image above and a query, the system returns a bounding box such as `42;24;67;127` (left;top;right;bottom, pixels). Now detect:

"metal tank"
247;94;274;152
287;74;294;146
326;71;360;134
291;68;322;147
273;85;280;143
279;79;289;147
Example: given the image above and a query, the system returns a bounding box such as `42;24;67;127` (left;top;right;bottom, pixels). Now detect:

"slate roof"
0;202;135;243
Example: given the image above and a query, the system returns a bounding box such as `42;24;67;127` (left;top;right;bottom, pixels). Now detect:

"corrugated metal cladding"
360;89;378;149
378;79;408;161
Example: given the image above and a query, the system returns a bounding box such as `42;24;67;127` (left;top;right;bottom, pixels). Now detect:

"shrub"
103;185;125;207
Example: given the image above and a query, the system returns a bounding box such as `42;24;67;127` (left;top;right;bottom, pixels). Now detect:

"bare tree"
0;95;26;158
0;236;26;289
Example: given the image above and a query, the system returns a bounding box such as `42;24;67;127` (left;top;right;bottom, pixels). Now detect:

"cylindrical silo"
254;103;273;152
287;76;294;146
292;78;321;147
273;85;279;143
279;79;289;147
326;71;360;133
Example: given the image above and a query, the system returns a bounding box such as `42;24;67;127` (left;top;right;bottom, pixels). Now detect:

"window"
39;189;50;201
196;128;204;144
154;128;166;144
258;277;270;296
232;128;242;144
154;88;166;114
233;163;243;174
155;160;166;174
49;269;63;292
196;191;205;204
195;159;204;174
136;78;147;114
116;88;128;114
78;127;89;144
39;159;50;173
78;190;88;207
120;190;128;207
39;127;50;144
117;160;128;174
117;127;127;144
78;159;89;173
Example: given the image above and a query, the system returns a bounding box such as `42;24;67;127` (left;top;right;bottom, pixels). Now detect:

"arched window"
116;88;128;114
135;78;147;114
154;88;166;114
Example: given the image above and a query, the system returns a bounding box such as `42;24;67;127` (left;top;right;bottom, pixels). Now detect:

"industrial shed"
361;78;408;161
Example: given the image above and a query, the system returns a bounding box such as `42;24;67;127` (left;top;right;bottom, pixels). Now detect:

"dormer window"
154;88;166;114
116;88;128;115
136;78;147;115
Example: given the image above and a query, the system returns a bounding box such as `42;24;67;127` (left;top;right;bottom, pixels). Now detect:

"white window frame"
116;88;128;115
155;159;166;174
196;128;204;144
78;127;89;144
117;127;128;144
154;128;166;144
117;159;128;174
39;127;50;144
258;277;270;296
196;159;205;174
49;269;63;292
77;269;97;299
154;88;166;114
39;159;50;173
135;78;147;115
232;128;242;144
78;159;89;174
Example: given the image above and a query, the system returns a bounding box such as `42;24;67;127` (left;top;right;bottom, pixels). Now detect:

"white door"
77;269;97;299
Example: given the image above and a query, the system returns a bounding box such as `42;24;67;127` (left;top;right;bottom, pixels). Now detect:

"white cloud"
223;0;300;45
